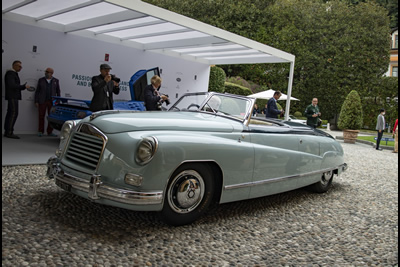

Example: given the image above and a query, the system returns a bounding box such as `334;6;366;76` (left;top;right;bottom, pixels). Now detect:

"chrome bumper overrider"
342;163;348;172
46;156;163;205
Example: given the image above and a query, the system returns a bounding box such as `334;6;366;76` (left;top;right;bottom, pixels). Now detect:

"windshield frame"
168;92;255;126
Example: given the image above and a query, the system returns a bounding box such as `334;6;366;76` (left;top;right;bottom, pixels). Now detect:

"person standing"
3;60;30;139
252;103;260;116
375;108;386;151
304;98;321;128
265;91;284;119
35;68;60;137
89;64;120;112
144;75;169;111
393;118;398;153
262;103;268;115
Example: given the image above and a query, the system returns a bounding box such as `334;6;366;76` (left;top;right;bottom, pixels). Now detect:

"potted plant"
337;90;363;143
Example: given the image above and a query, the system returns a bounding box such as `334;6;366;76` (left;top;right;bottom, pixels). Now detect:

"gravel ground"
2;142;398;266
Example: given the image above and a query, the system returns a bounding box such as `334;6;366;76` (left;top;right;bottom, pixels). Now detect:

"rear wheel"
160;163;215;226
309;171;334;193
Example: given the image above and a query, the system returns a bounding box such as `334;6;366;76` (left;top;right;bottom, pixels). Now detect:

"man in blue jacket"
4;60;30;139
265;90;284;118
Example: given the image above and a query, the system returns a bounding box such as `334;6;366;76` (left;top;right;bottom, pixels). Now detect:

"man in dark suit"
35;67;61;137
144;75;169;111
265;90;284;118
89;64;120;112
4;60;30;139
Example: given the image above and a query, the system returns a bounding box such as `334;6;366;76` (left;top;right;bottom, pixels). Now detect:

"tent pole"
284;60;295;120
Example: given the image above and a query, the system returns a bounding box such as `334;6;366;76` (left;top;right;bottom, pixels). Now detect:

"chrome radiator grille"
64;124;106;171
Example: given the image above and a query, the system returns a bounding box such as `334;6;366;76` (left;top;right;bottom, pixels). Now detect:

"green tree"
255;0;390;124
145;0;393;126
362;76;398;129
342;0;398;28
338;90;363;130
208;66;226;93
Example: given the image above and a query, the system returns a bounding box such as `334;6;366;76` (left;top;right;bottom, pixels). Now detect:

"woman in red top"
393;119;398;153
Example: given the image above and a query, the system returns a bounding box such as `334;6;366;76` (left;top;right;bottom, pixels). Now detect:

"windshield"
170;94;209;111
202;95;252;120
169;93;253;121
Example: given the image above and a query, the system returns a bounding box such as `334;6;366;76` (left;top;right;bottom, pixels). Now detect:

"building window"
395;35;398;49
392;66;398;77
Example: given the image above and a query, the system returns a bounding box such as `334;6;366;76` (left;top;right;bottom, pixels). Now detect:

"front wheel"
160;163;215;226
309;170;334;193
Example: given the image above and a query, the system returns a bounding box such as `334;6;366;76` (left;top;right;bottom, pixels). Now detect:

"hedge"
208;66;226;93
224;82;252;96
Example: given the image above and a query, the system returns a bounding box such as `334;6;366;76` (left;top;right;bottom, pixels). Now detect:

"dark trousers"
38;100;53;134
4;99;19;135
376;130;384;149
307;122;316;129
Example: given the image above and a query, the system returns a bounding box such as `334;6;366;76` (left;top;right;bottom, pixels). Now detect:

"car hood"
86;111;237;134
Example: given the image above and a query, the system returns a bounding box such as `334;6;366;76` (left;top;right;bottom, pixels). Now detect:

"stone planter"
343;129;360;144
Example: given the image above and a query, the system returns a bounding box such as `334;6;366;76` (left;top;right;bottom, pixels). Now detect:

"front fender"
100;131;255;201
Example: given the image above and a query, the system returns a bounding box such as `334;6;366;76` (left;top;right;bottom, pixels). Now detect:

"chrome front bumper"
47;156;163;205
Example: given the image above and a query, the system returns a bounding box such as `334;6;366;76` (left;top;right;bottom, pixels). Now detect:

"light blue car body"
47;92;347;224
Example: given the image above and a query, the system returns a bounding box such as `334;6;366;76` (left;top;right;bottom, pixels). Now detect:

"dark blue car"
48;67;159;130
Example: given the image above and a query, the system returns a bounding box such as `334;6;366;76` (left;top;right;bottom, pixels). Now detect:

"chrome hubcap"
168;170;205;214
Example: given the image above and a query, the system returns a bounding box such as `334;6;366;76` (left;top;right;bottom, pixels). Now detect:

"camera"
156;94;170;110
110;74;120;83
163;94;170;106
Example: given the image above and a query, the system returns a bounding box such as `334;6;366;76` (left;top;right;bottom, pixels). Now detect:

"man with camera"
89;64;120;112
144;75;169;111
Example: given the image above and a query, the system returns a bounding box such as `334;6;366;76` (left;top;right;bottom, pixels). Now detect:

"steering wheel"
187;103;200;110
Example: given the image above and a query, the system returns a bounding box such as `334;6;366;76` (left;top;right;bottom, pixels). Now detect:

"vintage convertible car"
47;92;347;226
288;115;307;125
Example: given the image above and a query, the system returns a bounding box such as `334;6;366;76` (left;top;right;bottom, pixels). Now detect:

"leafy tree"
144;0;274;36
338;90;364;130
253;0;390;124
341;0;398;28
145;0;393;127
362;76;398;129
208;66;226;92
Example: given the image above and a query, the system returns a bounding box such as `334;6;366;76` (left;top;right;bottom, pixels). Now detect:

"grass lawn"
357;135;394;147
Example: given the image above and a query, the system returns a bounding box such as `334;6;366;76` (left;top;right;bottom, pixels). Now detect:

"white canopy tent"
2;0;296;119
248;89;299;101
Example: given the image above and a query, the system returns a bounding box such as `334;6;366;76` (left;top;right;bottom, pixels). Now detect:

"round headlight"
60;120;76;141
135;137;158;165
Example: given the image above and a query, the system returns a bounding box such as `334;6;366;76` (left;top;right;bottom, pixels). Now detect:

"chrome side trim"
54;171;163;205
225;163;347;190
